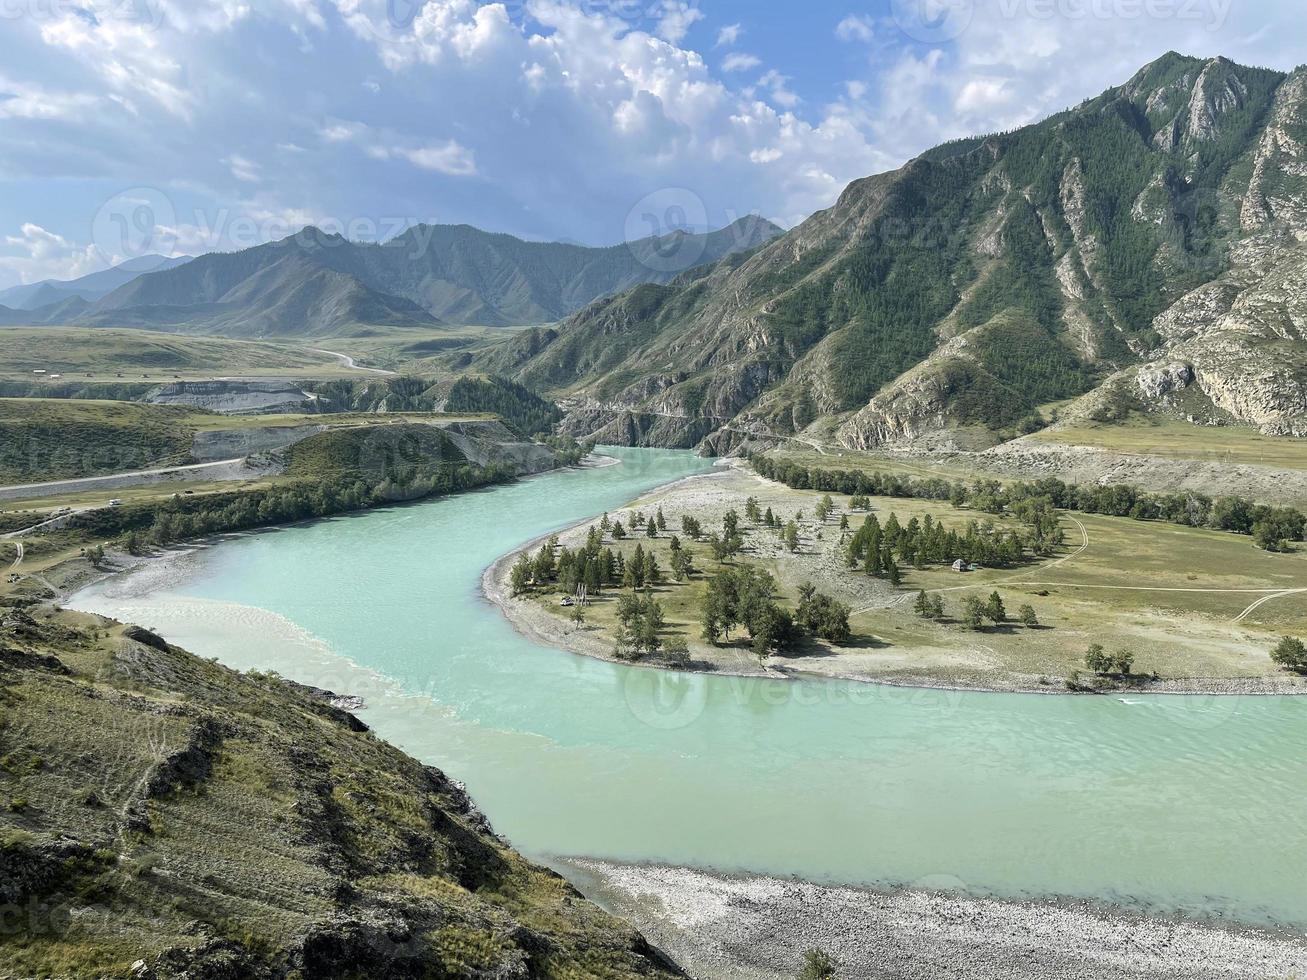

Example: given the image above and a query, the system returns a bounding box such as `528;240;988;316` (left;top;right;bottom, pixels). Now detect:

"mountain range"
0;255;191;311
467;53;1307;452
0;217;782;337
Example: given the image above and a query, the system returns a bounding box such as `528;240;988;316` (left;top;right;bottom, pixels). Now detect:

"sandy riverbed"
554;859;1307;980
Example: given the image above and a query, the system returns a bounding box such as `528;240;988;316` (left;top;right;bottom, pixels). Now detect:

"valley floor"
557;859;1307;980
487;460;1307;693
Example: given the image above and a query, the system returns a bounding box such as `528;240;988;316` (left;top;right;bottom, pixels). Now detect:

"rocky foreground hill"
470;53;1307;454
0;606;682;979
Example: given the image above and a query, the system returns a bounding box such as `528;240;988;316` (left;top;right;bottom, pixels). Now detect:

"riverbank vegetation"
73;426;519;552
507;462;1307;691
750;455;1307;553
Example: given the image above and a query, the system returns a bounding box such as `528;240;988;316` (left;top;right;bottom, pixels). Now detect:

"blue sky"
0;0;1301;288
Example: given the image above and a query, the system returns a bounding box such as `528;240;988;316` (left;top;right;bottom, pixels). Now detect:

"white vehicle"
108;499;123;507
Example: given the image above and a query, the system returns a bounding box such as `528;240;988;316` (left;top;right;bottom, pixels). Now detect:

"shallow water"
72;448;1307;927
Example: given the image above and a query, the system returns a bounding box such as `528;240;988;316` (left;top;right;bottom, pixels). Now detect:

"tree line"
750;456;1306;552
70;461;518;554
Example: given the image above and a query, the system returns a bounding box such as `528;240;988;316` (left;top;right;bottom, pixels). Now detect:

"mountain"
83;238;442;338
56;216;782;338
0;254;191;310
470;54;1307;453
335;217;784;327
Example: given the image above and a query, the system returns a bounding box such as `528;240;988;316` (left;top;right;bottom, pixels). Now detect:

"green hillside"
0;608;681;979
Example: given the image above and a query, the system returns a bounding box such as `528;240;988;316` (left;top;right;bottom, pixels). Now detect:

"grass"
317;326;521;374
1029;417;1307;470
0;399;198;483
524;468;1307;687
0;398;496;485
0;327;366;382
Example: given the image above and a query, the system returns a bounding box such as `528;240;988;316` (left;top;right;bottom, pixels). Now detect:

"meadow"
522;464;1307;689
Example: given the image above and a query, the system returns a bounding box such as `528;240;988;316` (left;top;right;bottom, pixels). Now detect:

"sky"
0;0;1301;289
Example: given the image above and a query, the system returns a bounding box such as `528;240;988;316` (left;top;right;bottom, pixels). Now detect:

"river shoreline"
55;451;1307;976
553;859;1307;980
483;461;1307;696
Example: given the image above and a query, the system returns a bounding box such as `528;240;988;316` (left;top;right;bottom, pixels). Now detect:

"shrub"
1271;636;1307;673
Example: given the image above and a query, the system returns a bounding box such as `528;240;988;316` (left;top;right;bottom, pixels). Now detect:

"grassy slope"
1029;418;1307;471
0;327;359;382
0;607;680;979
0;400;496;485
0;399;199;483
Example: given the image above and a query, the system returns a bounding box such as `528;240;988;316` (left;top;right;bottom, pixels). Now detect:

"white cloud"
225;154;262;183
325;120;478;177
715;23;742;47
398;141;478;176
0;77;99;120
0;223;103;285
722;52;761;73
835;15;874;43
757;69;800;109
954;77;1010;114
655;1;704;45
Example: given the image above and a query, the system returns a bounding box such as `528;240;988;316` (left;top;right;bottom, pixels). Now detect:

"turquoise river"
71;448;1307;928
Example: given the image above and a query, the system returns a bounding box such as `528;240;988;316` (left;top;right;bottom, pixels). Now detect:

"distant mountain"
471;54;1307;452
351;216;784;326
15;216;781;338
0;254;191;310
84;242;442;338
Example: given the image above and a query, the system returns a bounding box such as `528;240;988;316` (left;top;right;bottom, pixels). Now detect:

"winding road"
306;347;397;376
0;457;252;504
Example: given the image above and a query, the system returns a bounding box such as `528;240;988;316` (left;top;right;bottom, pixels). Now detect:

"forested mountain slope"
471;54;1307;452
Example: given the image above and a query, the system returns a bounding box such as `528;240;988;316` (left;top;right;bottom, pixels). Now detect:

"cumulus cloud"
0;223;103;284
0;0;1303;287
655;1;704;44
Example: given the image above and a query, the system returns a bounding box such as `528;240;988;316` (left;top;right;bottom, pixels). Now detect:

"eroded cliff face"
145;380;320;415
439;419;560;474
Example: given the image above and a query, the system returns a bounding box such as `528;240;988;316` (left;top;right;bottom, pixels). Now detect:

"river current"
71;448;1307;927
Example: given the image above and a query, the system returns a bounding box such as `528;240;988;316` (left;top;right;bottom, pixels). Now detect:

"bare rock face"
1136;361;1195;401
1241;68;1307;234
145;380;318;415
